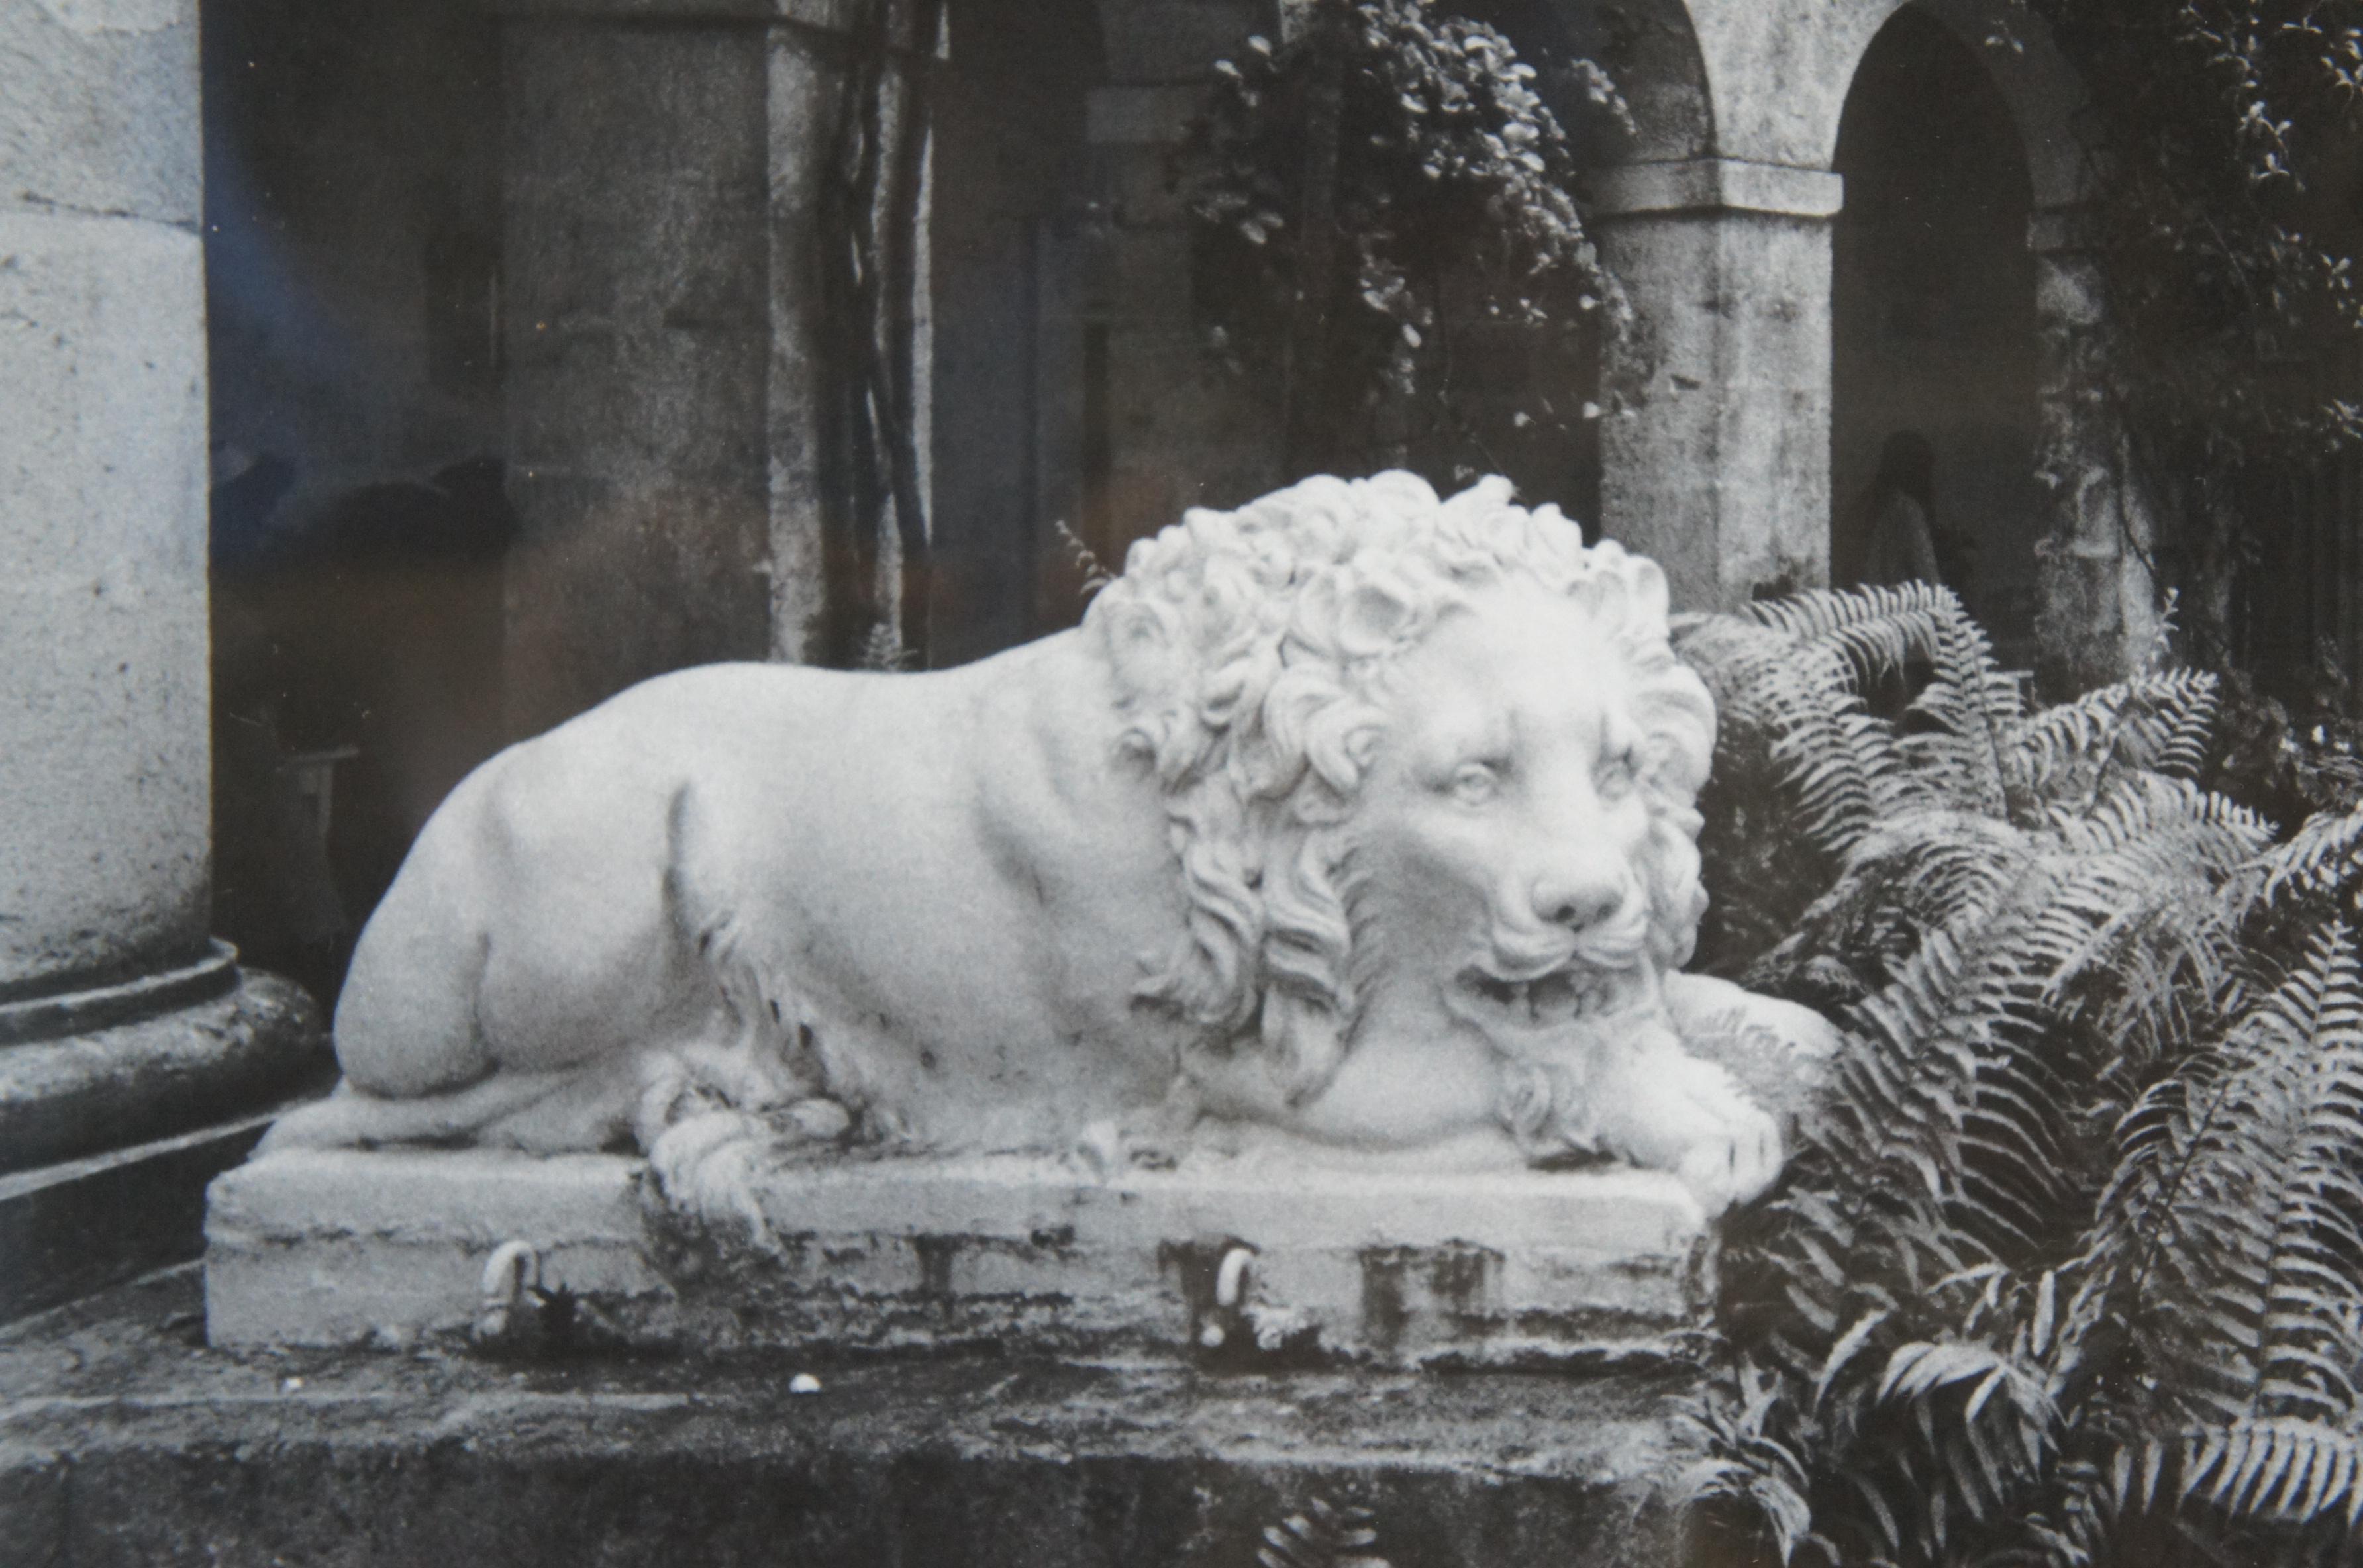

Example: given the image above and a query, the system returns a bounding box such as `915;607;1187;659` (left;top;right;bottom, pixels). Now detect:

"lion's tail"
254;1070;582;1154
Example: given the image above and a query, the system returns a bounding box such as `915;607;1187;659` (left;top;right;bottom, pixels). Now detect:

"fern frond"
1680;1369;1821;1566
1679;614;1922;857
1741;583;2024;823
1742;581;1962;684
2035;776;2268;1079
2008;669;2224;808
1869;1338;2058;1554
1744;810;2033;996
1907;599;2021;818
2085;922;2363;1430
2087;1419;2363;1546
2170;1420;2363;1530
1255;1497;1385;1568
2256;799;2363;906
2145;671;2223;783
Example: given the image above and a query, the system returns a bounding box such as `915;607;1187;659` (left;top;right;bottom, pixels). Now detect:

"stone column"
2028;205;2160;694
498;0;934;728
1592;158;1844;610
1074;1;1283;575
0;0;319;1318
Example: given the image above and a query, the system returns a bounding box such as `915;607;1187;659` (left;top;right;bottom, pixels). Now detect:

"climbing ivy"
1170;0;1631;497
2013;0;2363;670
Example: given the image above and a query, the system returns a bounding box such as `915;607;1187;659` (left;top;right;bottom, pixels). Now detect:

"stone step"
0;964;325;1322
1;1267;1705;1568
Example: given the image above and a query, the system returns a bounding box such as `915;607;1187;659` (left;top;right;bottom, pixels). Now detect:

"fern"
1676;585;2363;1568
2260;797;2363;906
1254;1498;1387;1568
2081;922;2363;1430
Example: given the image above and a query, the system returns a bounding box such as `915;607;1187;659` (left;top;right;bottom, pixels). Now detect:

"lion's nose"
1531;869;1625;932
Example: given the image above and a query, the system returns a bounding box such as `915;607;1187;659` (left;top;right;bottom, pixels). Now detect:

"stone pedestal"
1593;158;1844;610
0;0;325;1320
206;1148;1713;1367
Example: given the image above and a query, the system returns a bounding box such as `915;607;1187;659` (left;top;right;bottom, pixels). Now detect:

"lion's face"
1331;577;1696;1156
1355;579;1658;1006
1101;472;1715;1157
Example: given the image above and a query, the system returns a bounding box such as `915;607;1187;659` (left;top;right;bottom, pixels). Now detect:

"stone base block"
206;1146;1713;1365
206;1150;663;1351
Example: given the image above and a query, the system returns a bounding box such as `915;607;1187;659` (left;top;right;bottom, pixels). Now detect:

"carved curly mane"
1084;471;1716;1101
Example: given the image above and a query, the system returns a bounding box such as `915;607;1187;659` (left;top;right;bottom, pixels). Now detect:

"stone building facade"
192;0;2145;709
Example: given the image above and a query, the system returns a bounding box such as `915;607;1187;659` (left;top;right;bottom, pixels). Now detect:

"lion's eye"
1597;748;1640;800
1448;761;1502;805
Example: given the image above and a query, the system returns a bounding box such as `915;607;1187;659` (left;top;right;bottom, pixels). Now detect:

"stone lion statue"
263;473;1833;1213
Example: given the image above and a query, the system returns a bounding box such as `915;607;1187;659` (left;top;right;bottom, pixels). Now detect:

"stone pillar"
1079;1;1283;567
1592;158;1844;610
0;0;319;1318
2028;205;2160;694
499;11;775;734
498;0;936;727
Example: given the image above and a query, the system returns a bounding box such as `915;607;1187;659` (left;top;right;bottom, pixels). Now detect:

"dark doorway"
926;0;1102;663
1833;6;2042;665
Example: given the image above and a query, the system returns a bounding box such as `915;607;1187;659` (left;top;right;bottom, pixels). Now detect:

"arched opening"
1832;5;2041;663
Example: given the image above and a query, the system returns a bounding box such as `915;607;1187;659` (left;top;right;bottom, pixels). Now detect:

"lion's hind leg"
634;852;854;1236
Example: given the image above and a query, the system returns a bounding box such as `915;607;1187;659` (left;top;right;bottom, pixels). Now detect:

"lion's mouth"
1450;963;1636;1030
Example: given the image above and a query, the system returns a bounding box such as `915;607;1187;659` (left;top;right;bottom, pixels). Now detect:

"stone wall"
183;0;2156;695
1076;2;1284;596
925;0;1101;662
499;18;778;733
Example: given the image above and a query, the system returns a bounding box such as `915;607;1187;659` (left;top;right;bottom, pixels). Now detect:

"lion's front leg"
1586;1033;1785;1215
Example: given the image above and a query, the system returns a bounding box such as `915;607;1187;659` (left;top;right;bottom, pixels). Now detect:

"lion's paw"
647;1096;854;1239
1593;1050;1785;1216
648;1108;776;1234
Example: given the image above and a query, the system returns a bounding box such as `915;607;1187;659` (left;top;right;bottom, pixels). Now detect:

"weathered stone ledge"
1;1268;1701;1567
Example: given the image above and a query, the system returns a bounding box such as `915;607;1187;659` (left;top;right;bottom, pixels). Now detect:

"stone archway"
1821;0;2148;687
1830;5;2042;661
1586;0;2132;667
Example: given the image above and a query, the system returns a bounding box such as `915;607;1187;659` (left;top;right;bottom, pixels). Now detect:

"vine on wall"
817;0;943;672
1169;0;1630;501
2013;0;2363;679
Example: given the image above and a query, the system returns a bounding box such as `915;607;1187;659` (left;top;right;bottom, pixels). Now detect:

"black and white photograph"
8;0;2363;1562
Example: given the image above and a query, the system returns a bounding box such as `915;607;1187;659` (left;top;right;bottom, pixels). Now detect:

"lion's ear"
1338;581;1415;658
1097;597;1179;696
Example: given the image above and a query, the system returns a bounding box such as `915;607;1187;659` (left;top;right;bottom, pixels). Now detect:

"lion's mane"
1083;471;1717;1102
